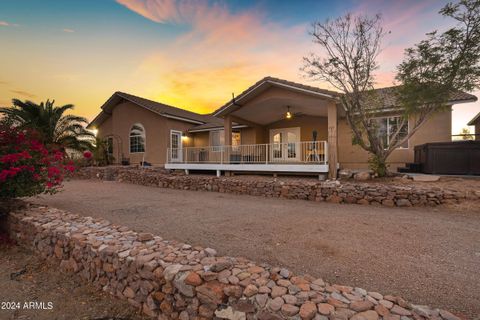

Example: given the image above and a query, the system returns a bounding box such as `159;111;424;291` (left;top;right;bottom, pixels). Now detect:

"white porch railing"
167;141;327;165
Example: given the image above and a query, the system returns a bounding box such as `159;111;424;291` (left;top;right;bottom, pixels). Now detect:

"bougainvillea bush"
0;125;75;199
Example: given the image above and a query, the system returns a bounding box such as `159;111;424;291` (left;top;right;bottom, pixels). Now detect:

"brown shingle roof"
365;86;477;109
89;77;477;130
88;91;218;128
212;76;477;117
468;111;480;126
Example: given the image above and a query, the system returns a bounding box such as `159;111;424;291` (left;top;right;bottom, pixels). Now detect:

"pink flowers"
0;151;32;163
0;125;77;198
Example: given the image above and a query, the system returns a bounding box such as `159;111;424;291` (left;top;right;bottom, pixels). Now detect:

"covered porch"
165;77;340;178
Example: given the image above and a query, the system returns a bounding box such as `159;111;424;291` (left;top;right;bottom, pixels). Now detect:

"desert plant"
0;99;94;152
0;123;75;199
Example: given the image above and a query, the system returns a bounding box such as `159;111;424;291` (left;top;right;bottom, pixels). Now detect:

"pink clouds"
350;0;449;87
0;21;19;27
116;0;215;24
115;0;476;134
116;0;314;113
62;28;75;33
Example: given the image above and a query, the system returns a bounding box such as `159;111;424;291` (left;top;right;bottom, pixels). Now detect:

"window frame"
376;116;409;150
170;130;183;162
129;123;146;154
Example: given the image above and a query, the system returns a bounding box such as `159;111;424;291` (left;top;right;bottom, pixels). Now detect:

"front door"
269;127;300;162
170;130;183;162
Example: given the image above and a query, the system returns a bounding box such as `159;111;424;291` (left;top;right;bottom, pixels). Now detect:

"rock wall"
75;167;478;207
7;205;460;320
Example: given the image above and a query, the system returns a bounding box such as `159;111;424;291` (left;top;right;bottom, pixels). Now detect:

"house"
88;76;477;178
468;112;480;140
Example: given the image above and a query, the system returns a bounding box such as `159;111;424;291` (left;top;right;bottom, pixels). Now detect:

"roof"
468;112;480;126
212;76;477;117
188;122;247;132
89;77;478;130
88;91;219;129
366;86;477;109
213;76;341;117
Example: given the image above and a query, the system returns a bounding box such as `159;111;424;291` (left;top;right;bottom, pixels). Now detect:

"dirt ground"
0;244;147;320
30;179;480;318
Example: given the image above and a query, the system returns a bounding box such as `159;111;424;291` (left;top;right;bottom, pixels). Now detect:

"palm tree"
0;99;94;151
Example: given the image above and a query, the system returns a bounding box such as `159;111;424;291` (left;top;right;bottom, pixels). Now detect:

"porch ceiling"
231;96;331;125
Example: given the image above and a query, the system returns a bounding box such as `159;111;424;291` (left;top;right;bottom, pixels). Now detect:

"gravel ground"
0;244;147;320
31;180;480;318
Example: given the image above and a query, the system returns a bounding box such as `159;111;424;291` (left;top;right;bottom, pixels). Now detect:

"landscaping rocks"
75;167;478;207
6;205;464;320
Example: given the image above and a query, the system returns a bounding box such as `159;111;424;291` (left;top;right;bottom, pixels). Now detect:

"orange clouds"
10;90;36;98
116;0;316;114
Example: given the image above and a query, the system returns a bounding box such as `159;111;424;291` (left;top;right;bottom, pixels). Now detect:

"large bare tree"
303;0;480;176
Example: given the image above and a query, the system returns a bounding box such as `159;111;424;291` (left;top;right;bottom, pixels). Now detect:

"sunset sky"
0;0;478;134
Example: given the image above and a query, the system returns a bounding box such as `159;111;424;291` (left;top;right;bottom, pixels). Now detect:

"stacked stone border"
6;205;463;320
75;167;479;207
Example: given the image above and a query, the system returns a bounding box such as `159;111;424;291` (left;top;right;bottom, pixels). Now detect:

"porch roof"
213;76;341;118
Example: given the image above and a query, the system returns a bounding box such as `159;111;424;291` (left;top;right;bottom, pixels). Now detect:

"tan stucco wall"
265;116;328;142
96;101;195;165
191;131;210;147
193;116;329;146
338;108;452;170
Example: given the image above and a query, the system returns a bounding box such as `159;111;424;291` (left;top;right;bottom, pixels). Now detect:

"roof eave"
188;124;249;133
213;79;339;117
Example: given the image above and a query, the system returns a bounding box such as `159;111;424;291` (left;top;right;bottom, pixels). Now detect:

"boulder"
215;306;246;320
354;171;371;181
338;169;354;180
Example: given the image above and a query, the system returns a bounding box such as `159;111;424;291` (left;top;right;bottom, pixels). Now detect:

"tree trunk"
368;153;388;177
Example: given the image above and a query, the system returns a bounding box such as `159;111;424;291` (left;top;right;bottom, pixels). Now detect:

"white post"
265;144;268;164
216;170;221;177
185;169;189;175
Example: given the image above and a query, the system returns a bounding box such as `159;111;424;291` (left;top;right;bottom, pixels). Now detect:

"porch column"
223;115;232;166
327;103;338;179
224;115;232;146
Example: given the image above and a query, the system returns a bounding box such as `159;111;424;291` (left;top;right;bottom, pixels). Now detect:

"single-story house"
468;112;480;140
88;76;477;178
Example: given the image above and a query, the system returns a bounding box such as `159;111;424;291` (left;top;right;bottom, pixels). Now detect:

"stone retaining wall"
6;205;460;320
75;167;479;207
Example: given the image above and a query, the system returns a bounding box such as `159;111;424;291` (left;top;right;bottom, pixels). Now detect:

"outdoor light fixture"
285;106;293;119
181;132;188;140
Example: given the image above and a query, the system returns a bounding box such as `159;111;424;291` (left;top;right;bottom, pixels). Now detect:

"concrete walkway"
31;180;480;318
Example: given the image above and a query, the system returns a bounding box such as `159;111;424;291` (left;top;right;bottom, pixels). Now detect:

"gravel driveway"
31;180;480;318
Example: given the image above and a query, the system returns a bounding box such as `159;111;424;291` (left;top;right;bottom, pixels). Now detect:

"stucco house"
88;76;477;178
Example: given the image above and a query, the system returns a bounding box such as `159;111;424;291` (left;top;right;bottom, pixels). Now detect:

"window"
210;130;241;151
232;132;241;151
376;116;409;149
129;123;145;153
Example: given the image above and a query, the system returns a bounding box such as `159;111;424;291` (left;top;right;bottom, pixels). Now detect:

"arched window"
129;123;145;153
